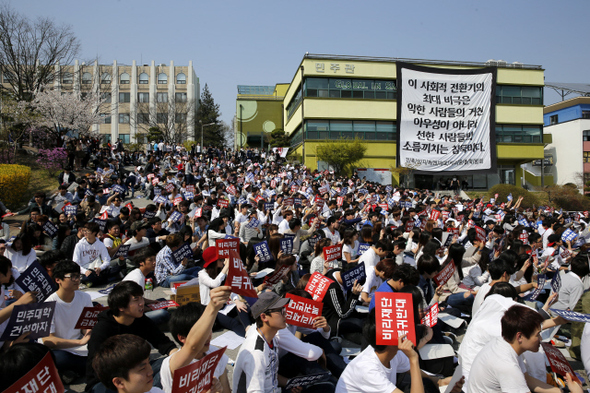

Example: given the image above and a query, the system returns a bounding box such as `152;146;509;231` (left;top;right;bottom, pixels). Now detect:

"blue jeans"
159;266;201;288
52;349;86;375
447;292;474;315
145;309;171;325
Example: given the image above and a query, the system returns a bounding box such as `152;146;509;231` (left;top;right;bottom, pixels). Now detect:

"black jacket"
321;272;358;336
85;310;177;391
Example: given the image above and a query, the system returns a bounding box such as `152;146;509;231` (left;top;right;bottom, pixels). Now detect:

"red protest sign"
375;292;416;346
379;203;389;212
284;197;294;206
433;261;456;287
541;342;580;382
152;178;159;186
475;226;486;243
223;250;257;298
304;272;334;302
216;238;239;258
217;198;229;208
227;185;236;196
323;244;342;264
172;346;227;393
165;183;175;193
429;210;441;221
291;184;298;193
185;184;195;193
285;294;323;329
173;196;183;206
147;300;179;311
519;231;529;245
421;302;439;328
337;196;344;207
74;306;108;329
404;220;415;232
264;264;292;286
4;352;64;393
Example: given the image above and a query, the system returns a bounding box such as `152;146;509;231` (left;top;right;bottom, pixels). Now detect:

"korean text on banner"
172;346;227;393
223;250;257;298
375;292;416;345
285;294;323;329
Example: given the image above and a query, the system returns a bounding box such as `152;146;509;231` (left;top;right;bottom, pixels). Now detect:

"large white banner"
397;64;496;173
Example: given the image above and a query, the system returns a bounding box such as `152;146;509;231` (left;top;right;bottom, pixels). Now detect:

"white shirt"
359;247;381;273
234;328;280;393
362;268;383;302
123;268;147;288
471;282;491;316
72;238;111;274
198;270;226;306
335;345;410;393
43;290;93;356
278;219;290;234
323;228;341;244
5;248;37;273
466;337;528;393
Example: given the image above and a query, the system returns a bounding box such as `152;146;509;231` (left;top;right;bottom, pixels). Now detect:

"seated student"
466;304;582;393
92;334;166;393
123;248;170;326
552;255;589;311
336;309;457;393
85;281;178;392
360;258;397;306
72;221;118;287
162;288;232;393
322;269;364;343
42;260;93;379
0;256;37;341
155;233;201;288
369;263;421;310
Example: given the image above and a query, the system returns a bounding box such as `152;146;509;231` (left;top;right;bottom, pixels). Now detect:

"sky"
10;0;590;127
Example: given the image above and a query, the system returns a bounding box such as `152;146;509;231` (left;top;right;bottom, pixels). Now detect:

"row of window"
286;78;544;120
101;92;187;104
495;125;543;143
100;113;188;124
100;72;186;85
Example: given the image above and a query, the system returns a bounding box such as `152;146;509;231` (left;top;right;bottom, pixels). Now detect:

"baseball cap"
130;221;149;232
251;292;290;319
203;247;219;268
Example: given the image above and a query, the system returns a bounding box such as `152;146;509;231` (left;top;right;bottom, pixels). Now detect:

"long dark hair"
444;243;465;280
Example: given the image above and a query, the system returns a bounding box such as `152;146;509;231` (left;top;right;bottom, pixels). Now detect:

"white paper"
340;347;362;357
443;364;463;393
438;313;466;329
254;268;275;280
355;305;369;313
210;331;245;350
419;343;455;360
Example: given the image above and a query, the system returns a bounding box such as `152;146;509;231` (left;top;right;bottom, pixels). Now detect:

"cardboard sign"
144;210;156;219
551;272;562;293
284;197;294;207
169;211;183;223
285;294;323;329
186;184;196;193
253;241;274;263
223;250;257;298
421;303;439;327
285;373;332;391
404;220;415;232
15;261;57;303
562;228;578;242
3;352;64;393
226;185;236;196
337;196;344;206
172;243;193;264
217;198;229;208
304;272;334;302
64;204;78;216
41;220;58;238
172;346;227;393
147;300;179;311
114;243;131;258
280;237;294;255
216;238;240;258
264;202;274;212
245;217;259;229
152;178;160;186
433;262;456;287
264;264;292;286
165;183;175;193
528;274;546;301
173;285;201;306
375;292;416;346
173;196;183;206
549;308;590;323
429;210;441;221
541;342;580;382
74;306;108;329
1;302;56;341
323;244;342;264
519;230;529;245
342;262;366;291
358;243;371;256
475;226;486;243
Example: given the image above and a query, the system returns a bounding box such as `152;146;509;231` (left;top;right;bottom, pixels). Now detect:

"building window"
157;113;168;123
304;77;397;100
175;113;187;123
62;72;73;84
100;113;111;124
81;92;88;100
157;92;168;103
82;72;92;84
175;92;187;102
549;115;558;125
138;113;150;124
138;92;149;103
120;73;130;84
286;86;303;119
101;73;111;84
119;134;130;144
583;111;590;120
139;73;149;84
176;73;186;84
583;130;590;142
584;152;590;163
495;125;542;143
496;85;543;105
119;113;130;124
119;92;130;103
584;172;590;185
304;120;396;141
158;73;167;84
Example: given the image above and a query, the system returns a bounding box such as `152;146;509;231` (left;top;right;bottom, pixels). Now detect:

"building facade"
279;54;547;189
4;60;199;144
542;97;590;190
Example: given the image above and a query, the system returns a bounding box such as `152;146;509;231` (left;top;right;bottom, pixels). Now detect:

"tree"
222;119;234;148
0;95;38;163
32;87;104;143
195;84;224;147
267;129;290;148
134;98;195;144
0;5;81;101
315;138;367;176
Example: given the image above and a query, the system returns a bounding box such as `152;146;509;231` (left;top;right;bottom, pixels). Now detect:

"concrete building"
3;60;199;144
542;96;590;190
273;54;548;188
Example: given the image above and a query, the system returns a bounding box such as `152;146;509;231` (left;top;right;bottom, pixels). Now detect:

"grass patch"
15;154;57;210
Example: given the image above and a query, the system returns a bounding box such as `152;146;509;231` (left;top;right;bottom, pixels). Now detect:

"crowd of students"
1;141;590;393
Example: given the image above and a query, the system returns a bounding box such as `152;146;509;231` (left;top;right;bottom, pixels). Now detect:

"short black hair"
363;308;387;352
92;334;152;391
169;302;206;345
52;260;81;281
0;255;11;276
0;343;52;391
391;263;420;286
417;254;439;276
132;247;157;268
108;281;144;316
571;255;590;278
488;258;515;280
501;305;544;342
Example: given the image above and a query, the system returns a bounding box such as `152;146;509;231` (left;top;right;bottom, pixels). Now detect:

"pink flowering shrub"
36;147;68;175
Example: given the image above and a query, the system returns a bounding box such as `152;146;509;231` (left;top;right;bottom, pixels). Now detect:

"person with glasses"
234;292;302;393
42;260;93;379
106;193;124;218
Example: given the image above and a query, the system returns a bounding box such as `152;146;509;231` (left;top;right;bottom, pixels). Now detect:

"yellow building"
279;54;548;189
